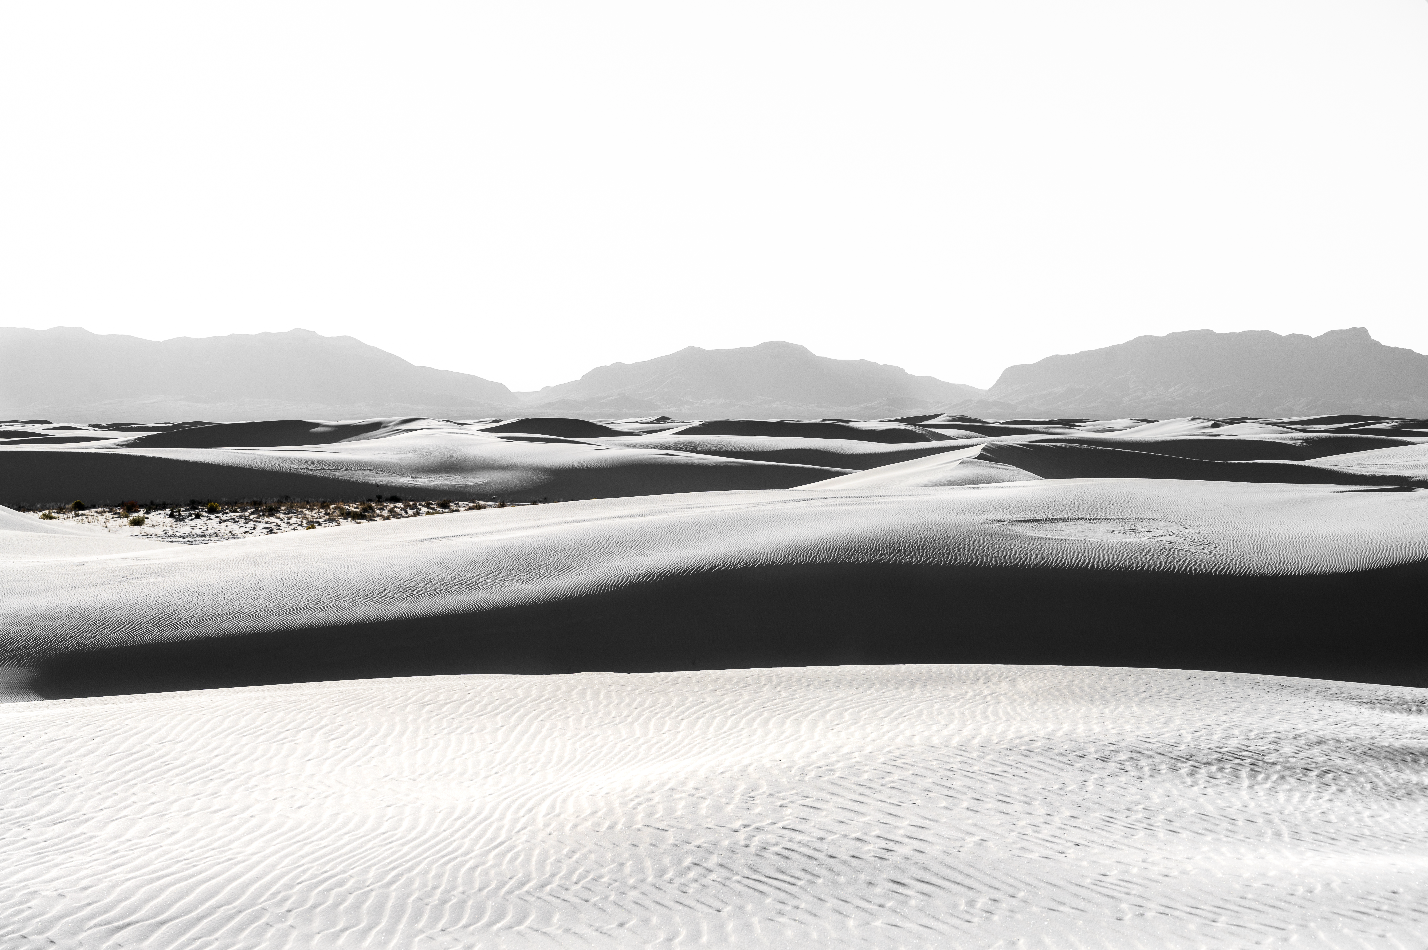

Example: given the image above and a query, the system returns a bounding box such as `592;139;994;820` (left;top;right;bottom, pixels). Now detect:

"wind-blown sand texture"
5;477;1428;697
5;413;1428;946
2;666;1425;948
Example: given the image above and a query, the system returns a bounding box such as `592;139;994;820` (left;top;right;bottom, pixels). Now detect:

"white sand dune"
594;433;980;471
0;425;842;507
1308;442;1428;479
1;665;1424;948
797;445;1040;490
4;417;1417;510
6;478;1428;697
7;413;1428;946
0;503;164;559
976;440;1419;486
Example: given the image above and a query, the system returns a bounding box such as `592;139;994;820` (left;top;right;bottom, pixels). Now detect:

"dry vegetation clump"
24;495;516;544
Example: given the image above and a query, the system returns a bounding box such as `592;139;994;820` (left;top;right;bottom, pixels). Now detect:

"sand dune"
478;417;630;438
665;419;951;442
795;445;1040;489
6;414;1421;509
2;665;1424;948
7;478;1428;698
595;433;978;471
0;503;164;559
1309;442;1428;480
6;412;1428;946
978;440;1420;487
122;419;392;448
0;424;842;507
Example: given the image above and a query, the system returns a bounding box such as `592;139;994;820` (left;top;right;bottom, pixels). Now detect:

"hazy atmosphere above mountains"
2;4;1426;389
7;325;1428;422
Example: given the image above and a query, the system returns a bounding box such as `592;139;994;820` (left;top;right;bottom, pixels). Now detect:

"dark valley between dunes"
4;329;1428;948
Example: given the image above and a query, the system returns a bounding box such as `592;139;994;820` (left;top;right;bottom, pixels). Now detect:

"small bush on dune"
39;511;56;520
70;500;86;511
128;515;146;527
206;502;220;513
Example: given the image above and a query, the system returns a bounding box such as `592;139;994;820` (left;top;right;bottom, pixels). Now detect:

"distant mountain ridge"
986;328;1428;418
0;327;516;422
6;325;1428;422
519;341;985;419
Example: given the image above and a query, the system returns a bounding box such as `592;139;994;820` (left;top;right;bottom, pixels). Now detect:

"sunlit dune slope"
794;446;1040;489
1308;442;1428;480
0;504;164;559
595;433;978;470
0;425;842;507
6;478;1428;697
2;666;1424;948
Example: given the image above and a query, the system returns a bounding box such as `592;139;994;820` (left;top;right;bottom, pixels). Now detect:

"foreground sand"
2;665;1424;948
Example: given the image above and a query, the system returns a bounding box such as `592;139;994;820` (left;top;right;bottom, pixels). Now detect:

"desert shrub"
304;522;316;530
70;500;86;511
497;500;506;508
437;499;451;509
206;501;220;513
359;502;375;514
120;500;139;514
129;515;146;527
39;511;56;520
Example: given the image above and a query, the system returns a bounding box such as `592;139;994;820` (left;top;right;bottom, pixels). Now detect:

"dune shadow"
30;561;1428;698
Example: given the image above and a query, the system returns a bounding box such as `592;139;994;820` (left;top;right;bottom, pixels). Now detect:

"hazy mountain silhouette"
986;328;1428;418
519;341;985;419
8;325;1427;423
0;327;516;422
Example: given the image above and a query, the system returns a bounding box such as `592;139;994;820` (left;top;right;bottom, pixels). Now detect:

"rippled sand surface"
2;665;1425;948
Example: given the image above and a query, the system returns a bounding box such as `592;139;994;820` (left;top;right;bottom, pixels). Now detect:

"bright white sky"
2;3;1426;391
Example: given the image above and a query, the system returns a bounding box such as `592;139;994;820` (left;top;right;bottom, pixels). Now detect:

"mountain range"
5;325;1428;421
987;327;1428;418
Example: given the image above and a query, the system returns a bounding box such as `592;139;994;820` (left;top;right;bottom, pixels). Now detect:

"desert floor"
2;413;1426;946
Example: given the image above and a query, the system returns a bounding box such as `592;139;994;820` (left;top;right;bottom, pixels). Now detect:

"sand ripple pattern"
6;480;1428;662
1;665;1425;948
